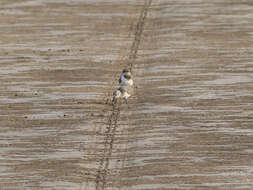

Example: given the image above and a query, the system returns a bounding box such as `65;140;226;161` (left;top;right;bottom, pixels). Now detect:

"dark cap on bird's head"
122;68;130;73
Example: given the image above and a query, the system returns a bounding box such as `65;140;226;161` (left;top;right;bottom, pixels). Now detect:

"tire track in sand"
95;1;152;189
128;0;152;71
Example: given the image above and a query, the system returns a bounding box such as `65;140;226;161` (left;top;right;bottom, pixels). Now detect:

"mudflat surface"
1;0;253;190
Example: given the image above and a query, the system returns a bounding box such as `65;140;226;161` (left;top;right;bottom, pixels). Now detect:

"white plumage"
113;86;133;103
113;69;134;104
119;69;133;86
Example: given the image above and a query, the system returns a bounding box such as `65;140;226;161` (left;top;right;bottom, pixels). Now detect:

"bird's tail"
112;96;117;105
112;89;121;104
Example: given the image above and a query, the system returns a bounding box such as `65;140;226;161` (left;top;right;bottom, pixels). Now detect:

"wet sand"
0;0;253;189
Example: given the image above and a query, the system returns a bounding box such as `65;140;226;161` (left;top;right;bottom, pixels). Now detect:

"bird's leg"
124;98;128;104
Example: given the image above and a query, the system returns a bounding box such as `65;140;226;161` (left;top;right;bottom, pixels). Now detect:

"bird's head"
122;69;132;80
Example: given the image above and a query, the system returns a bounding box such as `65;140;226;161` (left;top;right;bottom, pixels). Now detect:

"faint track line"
95;101;121;190
129;0;152;71
95;1;152;189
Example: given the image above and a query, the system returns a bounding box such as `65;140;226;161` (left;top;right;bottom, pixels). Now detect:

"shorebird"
113;86;134;104
119;69;133;86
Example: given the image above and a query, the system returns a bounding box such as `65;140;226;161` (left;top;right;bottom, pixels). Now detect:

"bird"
113;86;134;104
119;69;133;86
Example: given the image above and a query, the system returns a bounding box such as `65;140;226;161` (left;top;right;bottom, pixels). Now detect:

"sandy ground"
0;0;253;190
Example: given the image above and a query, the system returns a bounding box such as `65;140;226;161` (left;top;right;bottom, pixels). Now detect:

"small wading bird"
113;68;134;104
119;69;133;86
113;86;134;104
